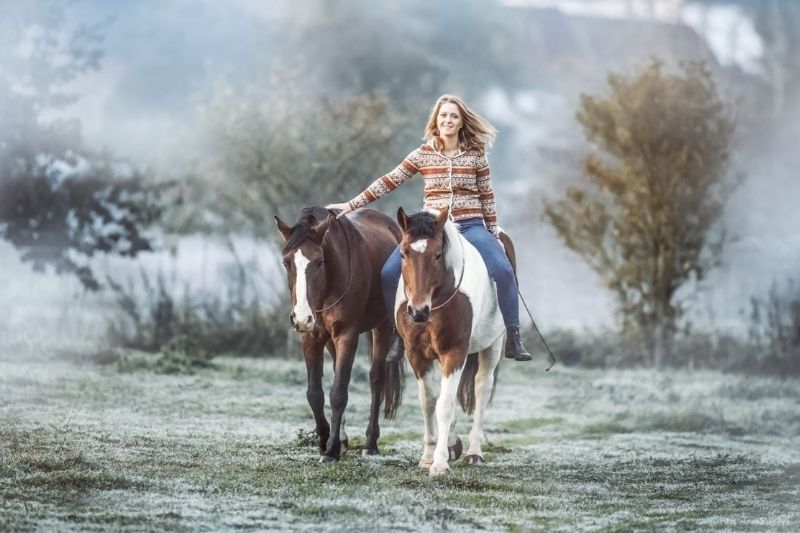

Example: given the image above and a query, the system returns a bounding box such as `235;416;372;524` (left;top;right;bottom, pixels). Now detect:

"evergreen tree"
0;2;163;290
545;61;741;366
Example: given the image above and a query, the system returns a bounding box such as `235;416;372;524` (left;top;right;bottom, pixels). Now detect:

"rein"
314;214;353;314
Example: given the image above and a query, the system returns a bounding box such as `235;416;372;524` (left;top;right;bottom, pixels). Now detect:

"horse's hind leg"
364;321;392;455
447;411;462;460
302;334;330;456
465;337;503;465
340;414;348;450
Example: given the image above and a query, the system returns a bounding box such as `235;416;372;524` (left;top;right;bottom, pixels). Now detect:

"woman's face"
437;102;463;138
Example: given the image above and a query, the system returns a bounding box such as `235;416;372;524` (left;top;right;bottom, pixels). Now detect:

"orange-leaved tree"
545;61;741;366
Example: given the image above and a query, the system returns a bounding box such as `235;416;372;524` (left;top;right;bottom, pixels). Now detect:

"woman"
327;94;532;362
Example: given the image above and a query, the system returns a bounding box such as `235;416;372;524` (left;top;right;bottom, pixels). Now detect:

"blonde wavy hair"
423;94;497;155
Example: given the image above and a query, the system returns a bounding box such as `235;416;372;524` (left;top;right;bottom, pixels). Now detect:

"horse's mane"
405;211;463;276
283;206;344;253
441;217;464;278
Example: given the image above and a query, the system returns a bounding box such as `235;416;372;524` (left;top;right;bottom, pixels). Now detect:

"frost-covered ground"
1;335;799;531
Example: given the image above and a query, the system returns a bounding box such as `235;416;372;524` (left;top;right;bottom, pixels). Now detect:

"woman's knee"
491;258;516;287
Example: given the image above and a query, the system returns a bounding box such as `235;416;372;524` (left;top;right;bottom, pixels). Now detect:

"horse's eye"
282;260;289;268
434;252;442;260
399;253;406;260
314;259;323;267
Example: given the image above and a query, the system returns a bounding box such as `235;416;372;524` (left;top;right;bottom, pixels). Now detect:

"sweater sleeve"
476;154;498;236
348;150;420;210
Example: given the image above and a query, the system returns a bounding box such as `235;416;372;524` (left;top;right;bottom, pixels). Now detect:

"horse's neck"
321;226;353;297
437;233;463;299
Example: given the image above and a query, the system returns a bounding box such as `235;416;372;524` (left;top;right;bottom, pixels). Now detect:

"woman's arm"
476;155;499;237
348;152;419;210
327;150;419;218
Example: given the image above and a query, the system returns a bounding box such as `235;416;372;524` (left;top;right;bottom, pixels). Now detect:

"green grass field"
2;340;799;531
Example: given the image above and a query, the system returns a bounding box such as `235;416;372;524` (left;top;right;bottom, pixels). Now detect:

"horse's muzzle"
291;312;315;332
407;304;430;323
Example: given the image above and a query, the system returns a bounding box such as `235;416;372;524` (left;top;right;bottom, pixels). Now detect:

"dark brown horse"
396;207;510;476
274;206;404;462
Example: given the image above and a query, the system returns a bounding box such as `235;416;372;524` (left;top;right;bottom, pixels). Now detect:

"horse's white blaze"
410;239;428;253
292;249;314;326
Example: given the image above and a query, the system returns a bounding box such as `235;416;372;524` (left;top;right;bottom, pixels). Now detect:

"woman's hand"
325;202;353;219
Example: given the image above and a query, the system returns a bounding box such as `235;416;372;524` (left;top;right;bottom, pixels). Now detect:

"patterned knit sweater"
347;144;499;235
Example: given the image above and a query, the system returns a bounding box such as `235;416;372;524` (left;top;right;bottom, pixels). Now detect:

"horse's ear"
311;214;334;238
434;207;449;232
397;207;410;232
274;216;292;241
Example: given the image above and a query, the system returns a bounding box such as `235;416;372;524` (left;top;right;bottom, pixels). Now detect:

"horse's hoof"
429;463;449;477
319;454;338;464
362;448;379;457
464;454;485;465
418;458;433;469
448;437;463;461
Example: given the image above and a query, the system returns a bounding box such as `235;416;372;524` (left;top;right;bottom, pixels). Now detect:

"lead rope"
315;214;352;314
518;289;557;371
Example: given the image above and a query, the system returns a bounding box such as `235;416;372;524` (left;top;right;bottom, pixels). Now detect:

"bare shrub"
105;267;290;358
743;280;800;375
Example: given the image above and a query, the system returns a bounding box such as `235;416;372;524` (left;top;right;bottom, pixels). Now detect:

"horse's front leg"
326;339;349;451
416;366;438;469
302;333;329;455
430;352;467;477
321;331;358;463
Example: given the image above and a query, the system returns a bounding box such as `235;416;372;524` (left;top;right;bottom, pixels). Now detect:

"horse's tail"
489;361;500;405
458;352;500;415
383;357;405;419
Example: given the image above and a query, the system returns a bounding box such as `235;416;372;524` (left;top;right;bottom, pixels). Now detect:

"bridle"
405;231;466;311
314;214;353;314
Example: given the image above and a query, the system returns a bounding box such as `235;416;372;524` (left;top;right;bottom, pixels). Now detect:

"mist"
2;0;799;349
4;2;800;529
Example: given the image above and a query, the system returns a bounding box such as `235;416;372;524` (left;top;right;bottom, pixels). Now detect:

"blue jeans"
382;218;519;327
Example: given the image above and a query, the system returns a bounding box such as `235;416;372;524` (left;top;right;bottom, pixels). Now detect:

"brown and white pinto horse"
396;207;508;476
275;206;404;462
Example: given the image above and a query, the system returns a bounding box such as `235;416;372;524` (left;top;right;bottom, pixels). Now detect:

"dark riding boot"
504;325;532;361
386;331;405;363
